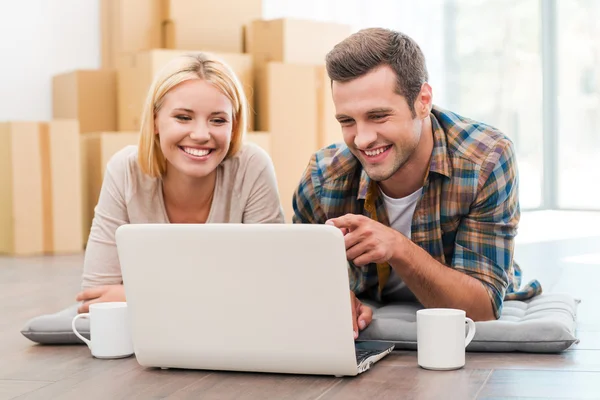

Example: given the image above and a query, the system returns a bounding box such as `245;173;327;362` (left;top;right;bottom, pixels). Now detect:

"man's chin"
362;166;395;182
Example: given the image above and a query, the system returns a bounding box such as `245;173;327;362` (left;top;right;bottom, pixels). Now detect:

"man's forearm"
390;234;496;321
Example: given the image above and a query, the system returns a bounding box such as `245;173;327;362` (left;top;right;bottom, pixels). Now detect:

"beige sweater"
82;142;285;288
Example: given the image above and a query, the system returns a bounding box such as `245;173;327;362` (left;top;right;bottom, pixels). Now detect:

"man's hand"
350;290;372;339
326;214;402;266
76;284;126;313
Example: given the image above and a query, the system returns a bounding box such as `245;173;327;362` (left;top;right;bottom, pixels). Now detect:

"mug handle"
72;313;92;349
464;317;476;347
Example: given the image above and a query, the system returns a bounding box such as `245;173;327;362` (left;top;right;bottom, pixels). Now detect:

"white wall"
0;0;445;122
0;0;101;121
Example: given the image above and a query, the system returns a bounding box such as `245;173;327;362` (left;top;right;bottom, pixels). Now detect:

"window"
442;0;543;209
557;0;600;209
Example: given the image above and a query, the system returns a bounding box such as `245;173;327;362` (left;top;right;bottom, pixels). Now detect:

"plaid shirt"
292;105;542;318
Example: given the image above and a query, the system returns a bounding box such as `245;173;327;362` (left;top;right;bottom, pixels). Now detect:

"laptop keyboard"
355;348;382;365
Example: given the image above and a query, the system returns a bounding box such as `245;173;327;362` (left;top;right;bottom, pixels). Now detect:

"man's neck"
378;115;434;199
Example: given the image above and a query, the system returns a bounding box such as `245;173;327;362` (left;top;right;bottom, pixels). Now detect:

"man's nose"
354;123;377;149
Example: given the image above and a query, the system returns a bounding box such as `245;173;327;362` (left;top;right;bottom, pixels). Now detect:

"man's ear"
415;82;433;119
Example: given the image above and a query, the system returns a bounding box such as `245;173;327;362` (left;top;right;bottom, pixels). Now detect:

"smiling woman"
76;53;285;313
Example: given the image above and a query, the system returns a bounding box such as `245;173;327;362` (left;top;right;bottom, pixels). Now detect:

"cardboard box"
250;18;350;141
52;70;117;134
316;66;342;148
258;63;319;222
245;131;270;155
117;49;254;132
163;0;263;53
0;122;49;256
39;124;53;254
248;18;352;67
48;120;83;253
100;0;164;69
81;132;139;246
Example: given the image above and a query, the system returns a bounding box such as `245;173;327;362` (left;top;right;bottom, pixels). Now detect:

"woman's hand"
76;284;126;313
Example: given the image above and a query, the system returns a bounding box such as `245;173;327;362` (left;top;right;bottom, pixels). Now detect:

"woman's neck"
162;167;217;223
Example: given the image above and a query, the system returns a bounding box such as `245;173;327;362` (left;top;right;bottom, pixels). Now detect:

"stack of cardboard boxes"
0;0;351;257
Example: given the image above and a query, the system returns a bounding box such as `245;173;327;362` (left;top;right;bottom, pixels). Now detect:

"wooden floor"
1;214;599;399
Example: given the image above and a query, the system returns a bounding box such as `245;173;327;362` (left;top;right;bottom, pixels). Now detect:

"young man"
292;28;542;337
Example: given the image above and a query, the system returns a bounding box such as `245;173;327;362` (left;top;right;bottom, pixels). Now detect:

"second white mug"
417;308;476;370
72;302;134;359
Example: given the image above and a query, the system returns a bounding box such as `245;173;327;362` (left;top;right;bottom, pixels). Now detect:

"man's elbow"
469;280;501;321
467;289;498;321
468;309;497;322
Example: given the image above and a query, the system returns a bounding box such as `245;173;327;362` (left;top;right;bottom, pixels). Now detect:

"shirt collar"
428;109;453;180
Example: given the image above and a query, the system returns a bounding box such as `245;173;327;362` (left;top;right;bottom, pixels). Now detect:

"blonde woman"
76;53;284;312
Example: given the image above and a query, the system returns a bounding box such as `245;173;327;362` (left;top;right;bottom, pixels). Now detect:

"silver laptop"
115;223;394;377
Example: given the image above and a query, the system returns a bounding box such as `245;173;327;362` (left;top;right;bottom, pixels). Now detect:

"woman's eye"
175;115;191;121
211;118;227;124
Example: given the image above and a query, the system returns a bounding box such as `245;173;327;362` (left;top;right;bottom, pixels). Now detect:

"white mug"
72;302;134;359
417;308;476;370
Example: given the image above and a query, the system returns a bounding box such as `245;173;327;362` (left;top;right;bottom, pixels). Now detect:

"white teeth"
364;147;388;157
182;147;210;157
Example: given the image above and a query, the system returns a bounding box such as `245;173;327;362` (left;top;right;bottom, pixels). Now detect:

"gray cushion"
22;294;580;353
21;304;89;345
359;293;581;353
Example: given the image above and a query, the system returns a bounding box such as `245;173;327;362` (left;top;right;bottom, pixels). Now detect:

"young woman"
76;53;284;312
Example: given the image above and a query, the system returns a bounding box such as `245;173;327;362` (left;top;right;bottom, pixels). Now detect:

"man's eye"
371;114;388;120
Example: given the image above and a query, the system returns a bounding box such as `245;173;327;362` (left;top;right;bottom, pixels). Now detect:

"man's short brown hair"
325;28;429;117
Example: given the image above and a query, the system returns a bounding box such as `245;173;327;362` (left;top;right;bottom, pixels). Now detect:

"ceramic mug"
417;308;476;370
72;302;134;359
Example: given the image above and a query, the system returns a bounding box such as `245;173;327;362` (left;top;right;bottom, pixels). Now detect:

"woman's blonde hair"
137;52;248;177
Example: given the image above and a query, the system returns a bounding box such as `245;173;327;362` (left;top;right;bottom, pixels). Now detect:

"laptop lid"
115;223;360;376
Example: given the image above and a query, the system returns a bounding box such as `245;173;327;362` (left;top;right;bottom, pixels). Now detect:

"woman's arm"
77;152;131;311
241;149;285;224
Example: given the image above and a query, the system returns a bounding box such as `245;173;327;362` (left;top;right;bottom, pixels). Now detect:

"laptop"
115;223;394;377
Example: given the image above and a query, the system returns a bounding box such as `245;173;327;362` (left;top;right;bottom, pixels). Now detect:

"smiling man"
292;28;542;334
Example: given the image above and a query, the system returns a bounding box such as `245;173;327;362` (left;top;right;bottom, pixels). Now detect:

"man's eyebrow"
335;114;352;120
366;107;394;114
